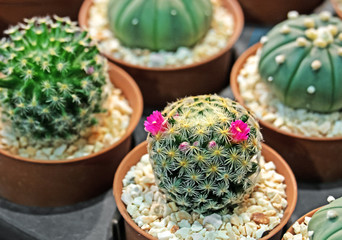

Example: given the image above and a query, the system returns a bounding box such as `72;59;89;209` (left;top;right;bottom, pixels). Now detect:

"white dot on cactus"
287;11;299;19
275;55;285;64
307;86;316;94
314;39;328;48
260;36;268;44
327;196;336;203
280;25;291;34
319;11;331;21
327;210;338;219
308;231;314;237
296;37;307;47
311;60;322;71
171;9;177;16
304;18;315;28
328;25;338;36
267;76;274;82
338;48;342;56
131;18;139;25
305;29;317;40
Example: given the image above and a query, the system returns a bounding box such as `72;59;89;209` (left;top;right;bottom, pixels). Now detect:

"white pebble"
203;214;223;230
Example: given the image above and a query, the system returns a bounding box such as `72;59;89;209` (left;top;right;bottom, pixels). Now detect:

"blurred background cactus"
308;197;342;239
259;11;342;113
145;95;262;215
107;0;213;51
0;16;108;141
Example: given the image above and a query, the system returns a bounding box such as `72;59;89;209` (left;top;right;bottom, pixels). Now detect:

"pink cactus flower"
144;111;167;136
179;142;190;152
229;120;250;143
208;140;217;149
193;141;200;147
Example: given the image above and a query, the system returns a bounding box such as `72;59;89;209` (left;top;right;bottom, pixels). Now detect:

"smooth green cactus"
107;0;213;51
259;11;342;113
308;197;342;239
145;95;263;215
0;16;108;141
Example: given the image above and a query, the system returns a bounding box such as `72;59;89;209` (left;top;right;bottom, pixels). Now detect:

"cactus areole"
145;95;263;215
107;0;213;51
0;16;108;141
308;197;342;239
259;11;342;113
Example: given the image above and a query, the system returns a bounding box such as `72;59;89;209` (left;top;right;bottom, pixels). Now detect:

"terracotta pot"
0;0;84;36
113;141;297;240
78;0;244;107
331;0;342;19
0;62;143;207
281;208;319;239
238;0;324;25
230;43;342;182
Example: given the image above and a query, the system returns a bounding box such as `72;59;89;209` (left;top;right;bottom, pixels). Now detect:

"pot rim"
331;0;342;19
282;207;320;239
78;0;244;72
113;141;298;240
230;42;342;142
0;62;143;164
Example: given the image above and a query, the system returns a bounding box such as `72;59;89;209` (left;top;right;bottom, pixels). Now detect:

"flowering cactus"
145;95;263;215
259;11;342;113
107;0;213;51
0;16;108;141
308;197;342;239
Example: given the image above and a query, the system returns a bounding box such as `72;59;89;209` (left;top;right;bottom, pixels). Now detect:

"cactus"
0;16;108;141
259;11;342;113
107;0;213;51
144;95;263;215
308;197;342;239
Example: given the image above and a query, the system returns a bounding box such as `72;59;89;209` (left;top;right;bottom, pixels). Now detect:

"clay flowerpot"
113;141;297;240
281;208;319;239
78;0;244;107
0;62;143;207
331;0;342;19
230;43;342;182
0;0;84;36
238;0;324;25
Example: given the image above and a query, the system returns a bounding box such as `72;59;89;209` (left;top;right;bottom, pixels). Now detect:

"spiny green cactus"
145;95;262;215
259;11;342;113
308;197;342;239
0;16;108;141
107;0;213;51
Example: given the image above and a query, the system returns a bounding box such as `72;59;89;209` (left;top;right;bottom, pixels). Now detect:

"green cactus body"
308;197;342;239
146;95;263;215
107;0;213;51
259;12;342;113
0;16;107;141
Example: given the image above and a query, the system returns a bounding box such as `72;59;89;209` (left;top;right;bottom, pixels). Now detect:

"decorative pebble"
203;214;223;230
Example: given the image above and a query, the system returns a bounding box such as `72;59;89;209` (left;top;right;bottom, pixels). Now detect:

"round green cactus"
259;11;342;113
144;95;263;215
308;197;342;239
0;16;107;141
107;0;213;51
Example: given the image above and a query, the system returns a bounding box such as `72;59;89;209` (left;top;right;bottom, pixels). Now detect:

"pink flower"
229;120;250;143
144;111;167;136
208;140;217;149
179;142;190;152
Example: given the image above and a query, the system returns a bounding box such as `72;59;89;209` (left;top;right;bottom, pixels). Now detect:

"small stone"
19;136;28;147
53;144;67;156
170;224;179;234
175;227;191;238
158;231;173;240
311;60;321;71
178;219;191;228
191;221;203;232
203;214;222;230
287;11;299;19
307;85;316;94
175;210;191;221
251;212;270;225
191;232;204;240
327;196;336;203
275;54;285;64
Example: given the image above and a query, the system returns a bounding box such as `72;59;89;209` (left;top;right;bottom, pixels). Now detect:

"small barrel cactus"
107;0;213;51
308;197;342;239
0;16;107;141
259;11;342;113
144;95;263;215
